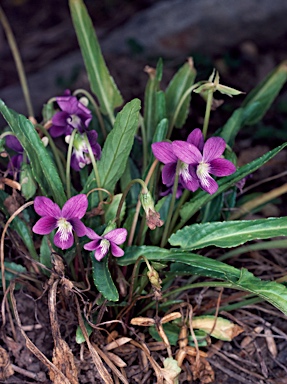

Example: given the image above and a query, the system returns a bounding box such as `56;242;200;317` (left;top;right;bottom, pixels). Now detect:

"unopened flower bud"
140;191;164;230
147;268;162;290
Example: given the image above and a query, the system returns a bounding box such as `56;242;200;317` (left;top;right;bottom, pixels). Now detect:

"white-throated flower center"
179;162;192;183
56;218;73;241
67;114;81;129
100;239;110;255
196;161;210;187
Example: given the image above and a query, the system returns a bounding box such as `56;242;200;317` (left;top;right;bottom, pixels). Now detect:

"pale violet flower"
32;194;88;250
151;138;199;192
49;90;92;137
84;227;127;261
172;129;236;194
67;131;101;171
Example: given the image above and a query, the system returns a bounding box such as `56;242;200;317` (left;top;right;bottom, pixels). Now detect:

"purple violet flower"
5;135;24;171
151;140;199;193
172;129;236;194
49;90;92;137
68;131;101;171
84;227;128;261
32;194;88;250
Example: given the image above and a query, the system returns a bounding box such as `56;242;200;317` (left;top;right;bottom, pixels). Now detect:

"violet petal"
151;142;177;164
110;243;125;257
104;228;127;245
57;96;78;114
85;228;102;240
181;173;199;192
54;231;74;250
162;163;176;186
209;158;236;177
187;128;204;152
199;174;218;195
32;216;57;234
34;196;61;218
62;194;88;219
84;239;101;251
6;135;23;152
203;137;226;162
69;218;87;237
172;141;202;165
70;152;83;171
49;124;68;138
94;246;108;261
52;111;69;126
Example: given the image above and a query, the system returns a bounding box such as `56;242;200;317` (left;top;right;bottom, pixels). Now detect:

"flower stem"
168;189;191;236
160;160;180;248
167;83;200;139
36;124;66;185
66;129;77;199
73;89;107;140
139;281;233;314
0;6;34;117
0;131;15;140
84;133;103;204
202;90;213;139
139;114;148;172
115;178;148;229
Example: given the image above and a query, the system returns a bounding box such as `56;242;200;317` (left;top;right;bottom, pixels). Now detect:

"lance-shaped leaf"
169;217;287;250
178;142;287;228
165;58;196;129
69;0;123;119
117;246;287;315
91;254;119;301
144;59;163;145
0;100;66;206
0;190;39;260
83;99;141;194
241;60;287;125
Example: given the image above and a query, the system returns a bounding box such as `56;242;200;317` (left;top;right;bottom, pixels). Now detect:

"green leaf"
76;320;93;344
169;217;287;250
20;163;37;200
69;0;123;119
118;246;241;281
0;262;26;289
241;61;287;125
199;193;224;223
91;255;119;301
0;101;66;206
144;59;162;144
83;99;141;194
118;246;287;315
165;58;196;129
149;324;208;347
40;236;52;273
0;191;38;260
152;118;169;144
155;91;166;123
178;142;287;228
104;194;126;223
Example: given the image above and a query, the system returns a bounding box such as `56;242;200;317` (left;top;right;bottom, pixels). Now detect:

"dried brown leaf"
50;340;78;384
106;352;127;368
105;337;132;351
161;312;182;324
0;346;14;380
130;317;155;326
186;355;215;384
48;280;79;384
264;328;277;358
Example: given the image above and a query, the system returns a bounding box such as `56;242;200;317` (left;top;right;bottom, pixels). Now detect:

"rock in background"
1;0;287;118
